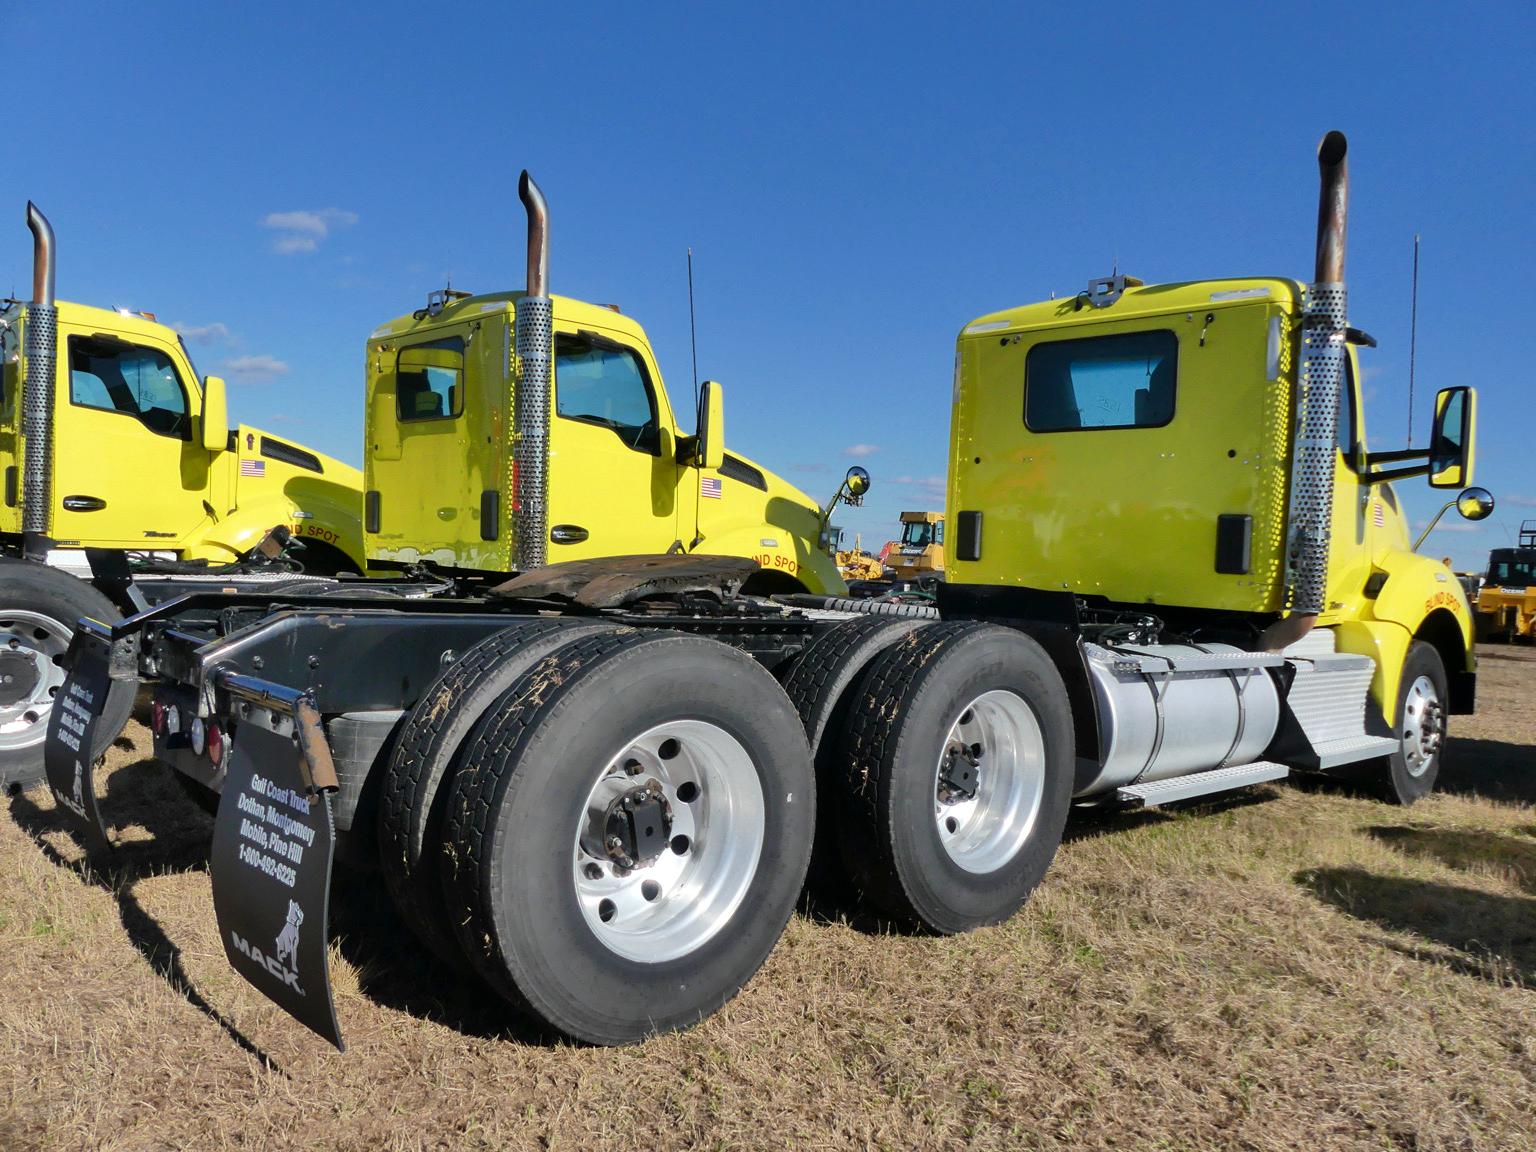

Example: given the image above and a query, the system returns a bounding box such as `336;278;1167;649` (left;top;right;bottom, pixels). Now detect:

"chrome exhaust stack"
513;171;553;570
21;202;58;550
1265;131;1351;651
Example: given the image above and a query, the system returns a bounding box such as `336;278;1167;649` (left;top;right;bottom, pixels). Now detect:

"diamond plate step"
1305;734;1400;769
1116;762;1290;809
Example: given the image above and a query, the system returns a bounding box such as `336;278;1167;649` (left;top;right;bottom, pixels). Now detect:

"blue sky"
6;3;1533;569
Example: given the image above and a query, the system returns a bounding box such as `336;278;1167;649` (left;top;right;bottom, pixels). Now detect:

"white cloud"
844;443;879;458
174;321;233;346
222;354;291;381
1504;494;1536;508
273;235;319;255
262;207;358;254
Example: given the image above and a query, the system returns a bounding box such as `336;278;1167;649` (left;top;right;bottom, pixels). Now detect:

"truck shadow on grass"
6;759;551;1051
1297;864;1536;985
1365;824;1536;895
6;758;283;1070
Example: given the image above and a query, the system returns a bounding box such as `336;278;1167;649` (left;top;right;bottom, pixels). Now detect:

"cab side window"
555;334;659;453
396;337;464;422
68;337;189;438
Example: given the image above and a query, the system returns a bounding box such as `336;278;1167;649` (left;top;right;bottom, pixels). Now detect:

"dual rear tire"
376;615;1075;1041
795;620;1075;934
379;625;814;1045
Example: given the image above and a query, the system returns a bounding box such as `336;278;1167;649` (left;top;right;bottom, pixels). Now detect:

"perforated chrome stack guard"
1283;282;1348;616
513;295;553;570
21;302;56;538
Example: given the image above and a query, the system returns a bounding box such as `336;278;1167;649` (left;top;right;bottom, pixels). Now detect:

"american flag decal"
1372;501;1384;528
700;476;722;500
240;458;267;478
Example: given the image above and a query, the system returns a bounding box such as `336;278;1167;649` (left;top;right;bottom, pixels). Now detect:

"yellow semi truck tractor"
358;179;844;593
0;205;365;788
43;132;1487;1053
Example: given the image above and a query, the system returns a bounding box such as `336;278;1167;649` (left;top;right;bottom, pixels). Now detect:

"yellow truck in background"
362;260;846;596
0;205;364;787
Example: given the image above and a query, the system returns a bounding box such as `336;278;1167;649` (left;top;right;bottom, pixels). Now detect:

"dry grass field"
2;648;1533;1151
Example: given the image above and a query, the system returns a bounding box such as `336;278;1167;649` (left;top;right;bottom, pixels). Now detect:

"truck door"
545;326;681;560
50;327;210;548
365;321;506;569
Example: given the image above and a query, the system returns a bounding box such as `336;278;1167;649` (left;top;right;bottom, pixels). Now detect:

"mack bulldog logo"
229;899;307;995
211;718;342;1049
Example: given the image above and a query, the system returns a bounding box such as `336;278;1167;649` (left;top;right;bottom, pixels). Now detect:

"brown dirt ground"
2;648;1534;1151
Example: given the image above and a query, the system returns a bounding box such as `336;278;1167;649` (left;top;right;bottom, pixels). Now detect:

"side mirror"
1456;486;1495;521
1429;386;1475;489
201;375;229;451
845;466;871;499
695;380;724;471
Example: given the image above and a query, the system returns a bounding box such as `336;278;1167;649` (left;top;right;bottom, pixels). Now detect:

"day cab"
362;290;844;595
0;298;363;572
949;272;1482;743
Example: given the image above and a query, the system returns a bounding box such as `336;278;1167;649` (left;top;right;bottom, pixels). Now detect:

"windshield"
901;520;941;547
1489;556;1536;587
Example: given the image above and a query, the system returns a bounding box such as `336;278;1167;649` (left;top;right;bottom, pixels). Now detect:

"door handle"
62;495;107;512
550;524;589;545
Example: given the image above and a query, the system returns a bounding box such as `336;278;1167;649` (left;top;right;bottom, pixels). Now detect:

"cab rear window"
396;337;464;422
1024;329;1177;431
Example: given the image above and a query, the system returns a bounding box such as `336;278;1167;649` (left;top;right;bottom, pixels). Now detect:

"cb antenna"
687;247;700;415
1406;233;1419;446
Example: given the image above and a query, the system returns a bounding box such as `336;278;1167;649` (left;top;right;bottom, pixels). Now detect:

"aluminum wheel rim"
1400;674;1444;778
933;689;1046;874
0;610;73;752
572;719;765;963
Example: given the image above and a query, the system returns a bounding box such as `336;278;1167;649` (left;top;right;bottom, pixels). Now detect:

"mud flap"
209;707;344;1051
42;626;113;852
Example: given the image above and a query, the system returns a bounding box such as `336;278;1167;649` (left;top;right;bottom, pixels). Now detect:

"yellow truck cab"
361;179;844;596
0;204;363;787
947;132;1485;805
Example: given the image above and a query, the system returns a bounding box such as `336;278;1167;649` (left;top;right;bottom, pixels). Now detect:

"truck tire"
0;558;135;791
835;622;1074;934
779;615;932;891
441;630;815;1045
376;618;618;966
1373;641;1449;805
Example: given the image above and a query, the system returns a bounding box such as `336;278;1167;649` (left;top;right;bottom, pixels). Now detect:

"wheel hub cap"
572;720;765;963
932;689;1047;875
1401;674;1444;778
0;610;74;752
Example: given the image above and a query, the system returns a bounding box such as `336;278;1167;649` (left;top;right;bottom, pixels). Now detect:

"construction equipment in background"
1475;521;1536;641
881;510;945;584
44;131;1491;1055
836;532;884;582
0;205;365;787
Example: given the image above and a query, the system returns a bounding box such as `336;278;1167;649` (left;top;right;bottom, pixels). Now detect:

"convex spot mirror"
845;466;871;499
1429;386;1476;489
201;375;229;452
1456;487;1494;522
